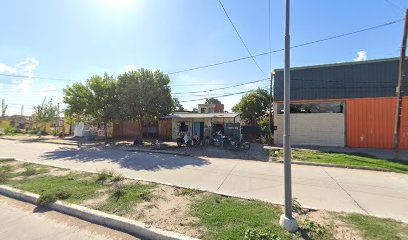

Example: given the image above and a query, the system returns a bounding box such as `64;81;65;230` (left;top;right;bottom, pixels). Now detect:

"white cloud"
0;57;39;91
124;64;138;72
353;50;367;62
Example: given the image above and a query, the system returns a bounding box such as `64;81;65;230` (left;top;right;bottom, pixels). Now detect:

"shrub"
245;229;280;240
300;220;329;239
55;190;72;200
37;193;57;205
37;190;73;205
96;169;114;183
112;174;124;182
3;126;15;135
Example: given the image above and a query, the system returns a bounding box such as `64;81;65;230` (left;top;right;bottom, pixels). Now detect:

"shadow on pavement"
40;147;210;171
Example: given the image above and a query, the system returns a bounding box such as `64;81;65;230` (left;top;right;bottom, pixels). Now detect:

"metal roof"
273;57;408;101
161;113;239;119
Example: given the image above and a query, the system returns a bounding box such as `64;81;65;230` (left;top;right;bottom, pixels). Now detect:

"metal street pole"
279;0;298;232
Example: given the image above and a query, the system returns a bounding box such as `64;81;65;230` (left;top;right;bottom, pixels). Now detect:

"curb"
126;148;192;157
275;160;392;172
0;185;199;240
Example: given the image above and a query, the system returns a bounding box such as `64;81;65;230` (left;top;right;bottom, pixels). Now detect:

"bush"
37;193;57;205
37;190;73;205
55;190;72;200
112;174;124;182
3;126;15;135
299;220;329;239
245;229;280;240
96;169;114;183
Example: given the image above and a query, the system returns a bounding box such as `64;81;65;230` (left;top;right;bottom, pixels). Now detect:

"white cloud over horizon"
353;50;367;62
0;57;39;92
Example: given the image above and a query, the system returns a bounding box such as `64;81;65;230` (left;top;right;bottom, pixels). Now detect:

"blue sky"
0;0;407;115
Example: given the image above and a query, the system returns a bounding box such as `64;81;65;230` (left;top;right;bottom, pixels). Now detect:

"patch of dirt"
81;189;110;208
126;185;206;239
295;210;363;240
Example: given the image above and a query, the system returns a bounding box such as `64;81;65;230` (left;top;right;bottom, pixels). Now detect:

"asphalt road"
0;195;139;240
1;136;408;223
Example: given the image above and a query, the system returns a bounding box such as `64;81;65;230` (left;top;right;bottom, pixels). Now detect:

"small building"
197;103;224;113
161;112;240;140
273;57;408;149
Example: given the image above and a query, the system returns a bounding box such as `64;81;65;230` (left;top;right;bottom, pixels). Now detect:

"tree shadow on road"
40;147;210;172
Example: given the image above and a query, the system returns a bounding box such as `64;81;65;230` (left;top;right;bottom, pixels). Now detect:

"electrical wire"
167;18;405;75
172;78;269;94
217;0;267;77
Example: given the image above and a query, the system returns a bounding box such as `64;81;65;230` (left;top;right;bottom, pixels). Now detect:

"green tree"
32;98;58;133
205;97;221;104
173;98;185;111
117;68;173;127
63;73;118;140
232;88;271;124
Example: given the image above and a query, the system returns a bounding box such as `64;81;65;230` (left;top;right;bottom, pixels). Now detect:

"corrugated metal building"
273;57;408;149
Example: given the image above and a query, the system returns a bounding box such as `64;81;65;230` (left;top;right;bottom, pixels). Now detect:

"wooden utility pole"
393;9;408;160
1;99;7;117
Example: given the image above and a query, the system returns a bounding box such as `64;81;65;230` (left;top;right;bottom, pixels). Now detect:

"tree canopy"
173;98;185;111
232;88;271;123
32;98;58;131
117;69;174;123
63;73;118;139
205;97;221;104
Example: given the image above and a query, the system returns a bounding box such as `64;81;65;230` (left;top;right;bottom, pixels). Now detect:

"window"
277;102;344;114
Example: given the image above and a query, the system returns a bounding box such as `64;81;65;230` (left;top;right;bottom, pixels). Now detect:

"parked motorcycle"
176;134;200;147
228;136;251;150
211;131;225;147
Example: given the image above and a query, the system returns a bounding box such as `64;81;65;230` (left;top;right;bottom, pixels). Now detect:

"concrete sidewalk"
1;138;408;223
0;195;138;240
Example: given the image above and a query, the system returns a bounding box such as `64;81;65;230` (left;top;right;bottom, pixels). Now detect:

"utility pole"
279;0;298;233
21;105;24;116
393;9;408;160
1;99;7;117
269;72;275;145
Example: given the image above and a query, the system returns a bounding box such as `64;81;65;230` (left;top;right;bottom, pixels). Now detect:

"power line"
178;89;261;103
0;73;79;82
0;18;403;84
217;0;267;77
172;78;269;94
167;18;405;75
382;0;405;13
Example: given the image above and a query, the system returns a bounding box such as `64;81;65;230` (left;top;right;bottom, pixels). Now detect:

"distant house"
197;103;224;113
273;57;408;149
161;112;240;141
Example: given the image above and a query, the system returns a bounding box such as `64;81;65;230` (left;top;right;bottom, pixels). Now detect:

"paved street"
0;195;139;240
1;137;408;223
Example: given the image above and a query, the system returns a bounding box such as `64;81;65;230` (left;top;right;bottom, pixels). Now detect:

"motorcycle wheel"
177;140;183;147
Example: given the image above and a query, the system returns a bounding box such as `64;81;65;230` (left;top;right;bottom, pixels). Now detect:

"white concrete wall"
274;111;345;147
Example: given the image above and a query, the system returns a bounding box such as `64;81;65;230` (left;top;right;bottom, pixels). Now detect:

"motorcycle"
228;135;251;150
211;131;225;147
176;134;200;147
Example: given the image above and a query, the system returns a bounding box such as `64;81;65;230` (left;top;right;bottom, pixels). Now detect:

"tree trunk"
104;122;108;144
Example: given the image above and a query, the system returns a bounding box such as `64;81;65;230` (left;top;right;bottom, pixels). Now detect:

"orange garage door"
346;97;408;149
